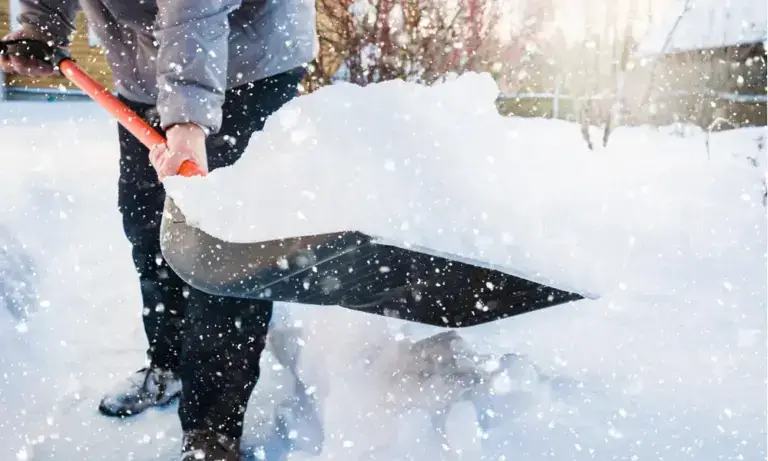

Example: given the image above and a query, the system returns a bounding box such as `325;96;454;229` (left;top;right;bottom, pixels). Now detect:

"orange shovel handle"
58;59;205;178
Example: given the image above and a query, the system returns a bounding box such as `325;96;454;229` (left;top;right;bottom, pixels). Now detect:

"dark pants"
117;68;304;438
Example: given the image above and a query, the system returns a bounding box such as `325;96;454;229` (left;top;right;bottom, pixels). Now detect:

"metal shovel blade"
160;197;586;328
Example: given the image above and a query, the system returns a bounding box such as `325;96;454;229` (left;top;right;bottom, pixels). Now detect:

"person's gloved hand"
0;28;59;77
149;123;209;181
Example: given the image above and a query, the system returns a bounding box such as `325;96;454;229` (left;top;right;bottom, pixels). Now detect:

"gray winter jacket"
17;0;318;134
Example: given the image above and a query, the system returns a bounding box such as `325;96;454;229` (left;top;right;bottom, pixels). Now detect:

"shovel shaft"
58;59;205;178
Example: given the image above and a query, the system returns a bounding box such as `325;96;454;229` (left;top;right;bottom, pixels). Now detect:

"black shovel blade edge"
160;198;587;328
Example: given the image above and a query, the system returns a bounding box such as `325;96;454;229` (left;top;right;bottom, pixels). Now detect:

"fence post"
0;69;6;102
553;78;561;119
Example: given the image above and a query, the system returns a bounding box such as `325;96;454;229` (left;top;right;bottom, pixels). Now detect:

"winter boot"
98;366;182;417
180;429;241;461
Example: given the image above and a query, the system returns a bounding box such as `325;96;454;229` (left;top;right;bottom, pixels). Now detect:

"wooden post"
0;69;6;101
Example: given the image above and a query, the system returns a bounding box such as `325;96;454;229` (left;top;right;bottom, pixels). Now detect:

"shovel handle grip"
58;59;205;178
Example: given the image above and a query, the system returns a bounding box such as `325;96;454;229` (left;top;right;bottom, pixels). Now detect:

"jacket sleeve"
17;0;80;46
154;0;241;135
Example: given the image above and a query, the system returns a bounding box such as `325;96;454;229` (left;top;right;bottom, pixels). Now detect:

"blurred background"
1;0;766;146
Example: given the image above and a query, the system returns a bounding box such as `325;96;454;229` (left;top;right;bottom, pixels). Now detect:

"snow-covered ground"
1;74;766;461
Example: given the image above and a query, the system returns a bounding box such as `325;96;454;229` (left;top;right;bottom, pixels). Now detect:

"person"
1;1;317;459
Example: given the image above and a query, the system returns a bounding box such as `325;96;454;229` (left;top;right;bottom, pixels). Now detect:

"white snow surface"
165;72;762;297
1;79;767;461
636;0;767;56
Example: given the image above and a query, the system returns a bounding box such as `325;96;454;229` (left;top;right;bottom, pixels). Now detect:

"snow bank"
1;99;765;461
164;72;765;297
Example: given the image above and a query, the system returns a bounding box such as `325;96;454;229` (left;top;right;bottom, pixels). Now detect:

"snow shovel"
1;39;587;328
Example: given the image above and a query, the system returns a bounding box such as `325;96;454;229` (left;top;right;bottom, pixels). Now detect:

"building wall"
1;1;115;91
623;43;767;127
